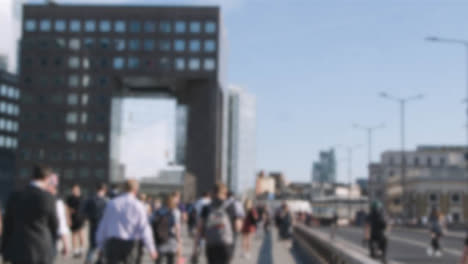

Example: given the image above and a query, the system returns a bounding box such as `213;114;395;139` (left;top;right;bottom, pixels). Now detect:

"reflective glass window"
100;38;110;49
84;38;95;49
204;40;216;52
160;21;171;33
175;21;186;33
159;57;170;71
189;21;200;33
67;94;78;105
114;39;126;51
175;58;185;71
40;19;51;31
129;39;140;51
204;58;216;71
85;20;96;32
188;58;200;70
55;20;66;32
69;38;80;51
99;20;111;32
68;57;80;69
128;57;140;69
115;20;126;33
174;39;185;52
144;39;155;51
144;21;156;32
189;39;201;52
66;112;78;124
160;40;171;52
113;57;125;70
205;21;217;33
68;75;79;87
70;20;81;32
25;19;36;32
55;38;66;48
130;21;141;33
82;75;91;87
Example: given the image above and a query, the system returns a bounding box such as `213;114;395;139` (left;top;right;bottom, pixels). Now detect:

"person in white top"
46;173;70;258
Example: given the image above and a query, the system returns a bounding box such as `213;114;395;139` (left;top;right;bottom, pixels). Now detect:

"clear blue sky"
8;0;468;183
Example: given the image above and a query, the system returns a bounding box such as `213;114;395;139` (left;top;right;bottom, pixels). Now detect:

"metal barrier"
293;224;379;264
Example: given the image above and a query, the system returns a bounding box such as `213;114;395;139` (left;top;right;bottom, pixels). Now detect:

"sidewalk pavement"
56;226;298;264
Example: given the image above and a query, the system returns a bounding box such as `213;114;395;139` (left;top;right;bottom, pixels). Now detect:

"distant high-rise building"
18;4;226;195
0;55;7;71
0;69;20;205
226;85;256;194
312;149;336;184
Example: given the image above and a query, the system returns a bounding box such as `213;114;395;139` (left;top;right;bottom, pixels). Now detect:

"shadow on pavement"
256;231;273;264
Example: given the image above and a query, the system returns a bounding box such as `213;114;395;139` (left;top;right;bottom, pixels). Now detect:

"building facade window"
67;94;78;105
205;21;216;33
451;193;460;204
70;20;81;32
128;57;140;69
82;75;91;87
174;40;185;52
144;21;156;32
204;58;215;71
69;38;80;51
189;40;200;52
175;21;186;33
113;57;125;70
84;38;95;49
69;75;79;87
160;21;171;33
190;21;201;33
68;57;80;69
175;58;185;71
130;21;141;33
144;39;155;51
204;40;216;52
100;38;110;49
85;20;96;32
55;20;66;32
188;58;200;71
40;19;51;31
25;19;36;31
115;20;126;33
99;20;111;32
66;112;78;124
129;39;140;51
429;193;439;203
65;130;77;142
427;157;432;167
114;39;126;51
160;40;171;52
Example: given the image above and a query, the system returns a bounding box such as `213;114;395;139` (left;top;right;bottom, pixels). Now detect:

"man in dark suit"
1;164;59;264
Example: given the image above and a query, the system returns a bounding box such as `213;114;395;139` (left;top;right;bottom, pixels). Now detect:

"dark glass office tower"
0;70;20;204
18;3;225;195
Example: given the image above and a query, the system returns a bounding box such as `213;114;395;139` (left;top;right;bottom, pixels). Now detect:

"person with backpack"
241;199;258;259
152;195;181;264
427;207;444;257
192;183;243;264
365;201;387;263
83;183;108;264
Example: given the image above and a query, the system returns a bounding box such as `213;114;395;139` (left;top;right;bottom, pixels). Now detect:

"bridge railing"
293;224;379;264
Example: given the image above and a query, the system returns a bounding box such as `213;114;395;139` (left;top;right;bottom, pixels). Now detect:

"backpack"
152;208;175;244
204;202;233;246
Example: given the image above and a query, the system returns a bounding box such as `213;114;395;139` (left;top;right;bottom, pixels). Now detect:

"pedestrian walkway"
57;227;298;264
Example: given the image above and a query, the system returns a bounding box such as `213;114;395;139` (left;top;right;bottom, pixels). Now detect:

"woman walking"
66;184;85;258
241;199;258;259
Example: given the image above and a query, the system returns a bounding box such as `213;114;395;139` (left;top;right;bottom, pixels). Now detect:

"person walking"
277;202;293;241
66;184;86;258
1;164;59;264
193;183;242;264
45;173;70;259
152;195;181;264
83;183;108;264
427;207;444;257
460;230;468;264
241;199;258;259
366;201;387;263
226;191;245;260
96;179;158;264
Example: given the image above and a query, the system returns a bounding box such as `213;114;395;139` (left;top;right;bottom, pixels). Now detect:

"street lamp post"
380;92;423;221
340;145;361;221
426;37;468;224
426;36;468;151
353;123;385;201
